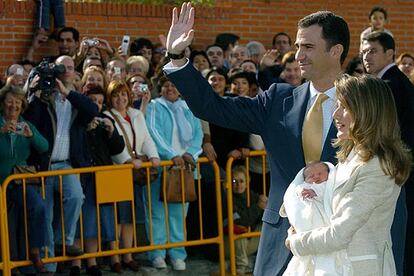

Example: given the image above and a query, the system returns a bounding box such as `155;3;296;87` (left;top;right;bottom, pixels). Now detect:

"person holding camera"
0;85;49;273
70;84;125;276
126;73;151;115
24;55;98;273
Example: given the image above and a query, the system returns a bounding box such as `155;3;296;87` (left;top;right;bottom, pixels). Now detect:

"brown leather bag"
160;164;197;202
12;165;41;185
110;110;159;186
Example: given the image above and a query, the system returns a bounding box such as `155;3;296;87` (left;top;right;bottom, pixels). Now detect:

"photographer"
126;73;151;114
24;55;98;273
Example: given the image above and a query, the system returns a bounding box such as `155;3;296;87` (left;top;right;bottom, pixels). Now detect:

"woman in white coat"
104;80;160;272
286;75;412;275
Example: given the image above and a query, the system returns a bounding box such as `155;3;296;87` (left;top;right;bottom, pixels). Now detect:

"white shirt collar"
309;82;336;101
377;63;396;79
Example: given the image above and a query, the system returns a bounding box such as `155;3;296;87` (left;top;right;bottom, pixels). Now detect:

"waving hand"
166;2;195;55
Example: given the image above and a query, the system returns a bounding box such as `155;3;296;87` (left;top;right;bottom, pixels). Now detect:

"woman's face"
88;94;104;112
161;81;180;102
398;56;414;77
230;77;250;96
333;100;352;140
128;62;145;76
192;55;210;72
111;90;130;112
207;72;226;95
84;71;105;90
2;93;23;120
86;47;101;59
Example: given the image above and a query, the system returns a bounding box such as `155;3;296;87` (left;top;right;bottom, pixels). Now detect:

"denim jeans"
43;161;84;272
36;0;65;30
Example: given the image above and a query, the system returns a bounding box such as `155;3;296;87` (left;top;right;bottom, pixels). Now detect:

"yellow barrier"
0;157;225;276
225;150;267;276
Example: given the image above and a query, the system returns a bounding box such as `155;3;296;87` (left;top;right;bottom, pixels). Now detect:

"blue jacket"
23;91;98;170
146;97;203;161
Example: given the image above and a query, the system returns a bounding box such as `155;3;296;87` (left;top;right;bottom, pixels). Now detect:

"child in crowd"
360;6;393;43
281;161;353;276
225;165;267;275
35;0;65;35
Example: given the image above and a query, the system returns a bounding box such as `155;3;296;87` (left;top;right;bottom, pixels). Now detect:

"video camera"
32;58;65;97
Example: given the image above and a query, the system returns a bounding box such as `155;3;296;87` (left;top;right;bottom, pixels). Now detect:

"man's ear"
330;44;344;61
385;49;394;61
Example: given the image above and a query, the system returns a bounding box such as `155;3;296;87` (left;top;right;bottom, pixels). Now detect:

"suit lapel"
321;123;338;164
283;82;310;166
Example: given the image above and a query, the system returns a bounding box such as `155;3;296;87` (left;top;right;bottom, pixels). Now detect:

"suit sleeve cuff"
163;59;190;74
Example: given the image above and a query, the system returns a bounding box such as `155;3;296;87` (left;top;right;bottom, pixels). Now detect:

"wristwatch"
167;51;185;60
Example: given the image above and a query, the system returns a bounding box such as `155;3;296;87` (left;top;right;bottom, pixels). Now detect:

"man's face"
56;57;75;84
282;61;301;87
295;25;333;82
230;46;247;68
361;40;393;76
58;32;78;56
274;34;291;56
206;46;224;68
138;46;152;61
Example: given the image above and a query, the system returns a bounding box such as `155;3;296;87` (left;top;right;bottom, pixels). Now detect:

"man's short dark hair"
369;6;388;20
58;27;80;42
364;31;395;52
215;33;240;51
272;32;292;47
298;11;350;65
130;38;154;55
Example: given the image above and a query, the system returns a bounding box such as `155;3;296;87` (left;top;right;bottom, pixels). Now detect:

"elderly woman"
104;80;160;272
0;85;48;273
126;55;150;79
145;77;203;270
285;75;412;275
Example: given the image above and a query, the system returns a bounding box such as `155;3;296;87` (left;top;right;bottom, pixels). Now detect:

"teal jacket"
0;115;49;185
146;97;203;161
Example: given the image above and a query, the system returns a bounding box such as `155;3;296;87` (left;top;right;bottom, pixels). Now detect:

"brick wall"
1;0;413;74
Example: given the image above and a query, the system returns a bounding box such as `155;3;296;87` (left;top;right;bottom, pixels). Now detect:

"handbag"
160;163;197;202
12;165;41;185
109;110;159;186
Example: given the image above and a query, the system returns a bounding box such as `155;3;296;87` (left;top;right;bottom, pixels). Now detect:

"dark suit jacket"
381;65;414;275
167;64;337;275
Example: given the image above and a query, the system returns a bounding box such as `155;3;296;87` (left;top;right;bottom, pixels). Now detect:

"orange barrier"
225;150;267;276
0;157;225;276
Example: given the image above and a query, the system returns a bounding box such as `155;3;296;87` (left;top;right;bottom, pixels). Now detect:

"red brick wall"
1;0;413;74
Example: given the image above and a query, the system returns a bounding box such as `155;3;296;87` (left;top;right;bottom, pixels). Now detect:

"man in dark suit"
362;31;414;276
162;3;349;275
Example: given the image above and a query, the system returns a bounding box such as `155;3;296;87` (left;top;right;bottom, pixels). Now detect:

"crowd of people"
0;2;413;276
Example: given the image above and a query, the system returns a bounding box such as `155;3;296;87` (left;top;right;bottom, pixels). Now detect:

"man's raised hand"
166;2;195;56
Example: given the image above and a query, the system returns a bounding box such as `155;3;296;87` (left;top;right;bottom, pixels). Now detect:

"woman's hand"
285;226;296;250
150;157;160;167
78;37;90;56
1;120;16;133
257;194;268;209
172;156;185;167
131;158;143;169
97;38;114;55
228;149;242;160
21;122;33;137
202;142;217;161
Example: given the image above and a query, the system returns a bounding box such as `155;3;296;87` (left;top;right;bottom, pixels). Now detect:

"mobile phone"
121;35;130;55
114;67;121;75
16;68;24;76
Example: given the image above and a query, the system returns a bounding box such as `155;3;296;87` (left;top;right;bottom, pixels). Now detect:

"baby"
297;161;330;200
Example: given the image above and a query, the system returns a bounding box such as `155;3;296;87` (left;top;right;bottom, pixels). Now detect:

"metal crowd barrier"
0;157;225;276
225;150;267;276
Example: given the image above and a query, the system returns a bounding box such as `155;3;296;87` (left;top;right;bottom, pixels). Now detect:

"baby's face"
304;163;329;184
